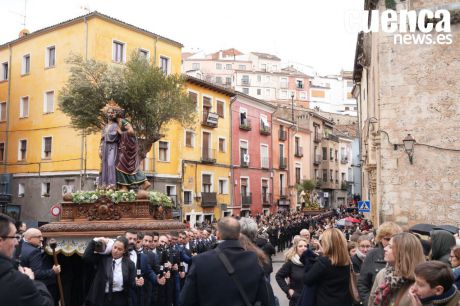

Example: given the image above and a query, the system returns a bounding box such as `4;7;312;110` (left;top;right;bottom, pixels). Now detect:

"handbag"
349;264;361;303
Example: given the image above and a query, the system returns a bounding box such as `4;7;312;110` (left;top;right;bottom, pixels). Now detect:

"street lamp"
291;93;295;123
402;134;416;164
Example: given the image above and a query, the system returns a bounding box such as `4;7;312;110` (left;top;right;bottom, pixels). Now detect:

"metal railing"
295;146;303;157
201;148;216;163
239;119;252;130
241;193;252;206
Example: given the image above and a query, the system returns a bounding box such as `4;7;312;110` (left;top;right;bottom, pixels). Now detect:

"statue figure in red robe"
99;100;151;191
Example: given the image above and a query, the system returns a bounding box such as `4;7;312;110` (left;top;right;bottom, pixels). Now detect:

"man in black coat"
0;213;53;306
20;227;61;306
179;217;275;306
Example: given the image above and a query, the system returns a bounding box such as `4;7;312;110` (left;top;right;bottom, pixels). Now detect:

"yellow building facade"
0;12;182;223
181;77;234;226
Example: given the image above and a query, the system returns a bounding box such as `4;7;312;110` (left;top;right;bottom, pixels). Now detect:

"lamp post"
291;93;295;123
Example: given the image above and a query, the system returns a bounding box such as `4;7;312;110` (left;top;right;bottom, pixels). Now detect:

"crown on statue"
101;99;123;114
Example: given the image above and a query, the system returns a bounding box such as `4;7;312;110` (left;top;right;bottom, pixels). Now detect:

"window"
240;178;249;196
22;54;30;75
215;76;222;84
257;75;262;82
46;46;56;68
260;144;269;169
240;140;248;165
188;91;198;107
280;77;288;88
18;183;25;197
296;79;304;89
41;182;50;197
42;137;52;159
216;63;222;70
160;56;170;75
20;97;29;118
295;165;301;184
280;174;285;195
166;186;176;206
0;102;6;121
202;174;212;192
218;138;226;152
185;131;194;148
238;64;246;70
261;64;266;71
322;169;327;182
330;170;333;181
242;87;249;94
158;141;169;161
335;170;339;181
257;89;261;95
1;62;7;80
345;107;350;111
265;88;270;97
300;92;306;100
139;49;150;60
225;77;231;85
225;64;232;70
330;148;334;161
217;101;224;118
112;41;125;63
322;147;327;160
218;179;228;194
265;75;270;82
241;75;249;85
335;150;338;161
0;143;4;161
18;140;27;161
44;91;54;113
184;191;192;204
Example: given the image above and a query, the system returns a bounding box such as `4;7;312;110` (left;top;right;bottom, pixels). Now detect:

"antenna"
10;0;27;28
80;2;92;14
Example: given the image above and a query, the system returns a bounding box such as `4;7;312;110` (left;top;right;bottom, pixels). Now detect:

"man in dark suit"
0;214;53;306
179;217;275;306
20;228;61;306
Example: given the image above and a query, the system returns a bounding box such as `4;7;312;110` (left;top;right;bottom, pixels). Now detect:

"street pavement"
271;250;289;306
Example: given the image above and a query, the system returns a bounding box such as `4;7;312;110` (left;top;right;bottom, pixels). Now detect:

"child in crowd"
409;261;460;306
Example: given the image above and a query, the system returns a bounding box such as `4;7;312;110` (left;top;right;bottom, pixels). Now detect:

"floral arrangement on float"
70;189;137;204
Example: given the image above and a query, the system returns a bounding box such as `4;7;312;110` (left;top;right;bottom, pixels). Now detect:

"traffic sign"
358;200;371;212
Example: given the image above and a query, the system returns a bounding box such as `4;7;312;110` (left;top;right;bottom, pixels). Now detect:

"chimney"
19;29;30;38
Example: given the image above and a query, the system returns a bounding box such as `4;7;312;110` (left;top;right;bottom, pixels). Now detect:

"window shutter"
188;92;198;105
217;101;224;117
20;141;27;151
203;97;212;107
202;174;211;184
44;138;52;152
159;141;168;149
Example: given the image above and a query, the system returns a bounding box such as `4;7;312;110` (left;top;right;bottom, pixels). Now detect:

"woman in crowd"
358;222;402;305
369;232;426;306
450;245;460;289
276;237;309;306
348;241;358;257
302;228;352;306
430;230;456;265
352;235;372;273
83;236;143;306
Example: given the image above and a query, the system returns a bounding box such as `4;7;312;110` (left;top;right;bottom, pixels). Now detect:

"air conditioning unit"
62;185;76;195
243;154;250;163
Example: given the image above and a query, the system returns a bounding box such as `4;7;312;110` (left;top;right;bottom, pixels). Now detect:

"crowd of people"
1;208;460;306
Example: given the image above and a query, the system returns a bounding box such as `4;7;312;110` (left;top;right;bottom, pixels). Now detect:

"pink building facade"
231;93;276;216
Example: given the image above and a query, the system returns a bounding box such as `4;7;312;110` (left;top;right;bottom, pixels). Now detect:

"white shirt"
105;257;123;293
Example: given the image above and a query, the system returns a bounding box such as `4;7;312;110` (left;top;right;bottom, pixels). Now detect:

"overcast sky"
0;0;364;75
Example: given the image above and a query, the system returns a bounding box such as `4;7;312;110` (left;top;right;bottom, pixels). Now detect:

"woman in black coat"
302;228;352;306
83;236;142;306
276;237;309;306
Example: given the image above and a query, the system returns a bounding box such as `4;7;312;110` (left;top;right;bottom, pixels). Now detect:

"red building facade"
231;93;276;216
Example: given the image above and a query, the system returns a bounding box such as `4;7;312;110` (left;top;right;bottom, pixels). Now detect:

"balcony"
241;193;252;207
201;192;217;208
341;157;349;164
341;181;348;190
279;129;287;141
295;146;303;157
279;188;288;199
240;153;249;167
313;154;322;166
262;193;271;206
261;157;269;169
279;157;287;170
202;112;219;128
326;134;339;142
239;119;252;131
201;148;216;164
260;125;271;135
314;134;322;143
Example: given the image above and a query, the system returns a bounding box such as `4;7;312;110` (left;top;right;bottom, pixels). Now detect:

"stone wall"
376;2;460;225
